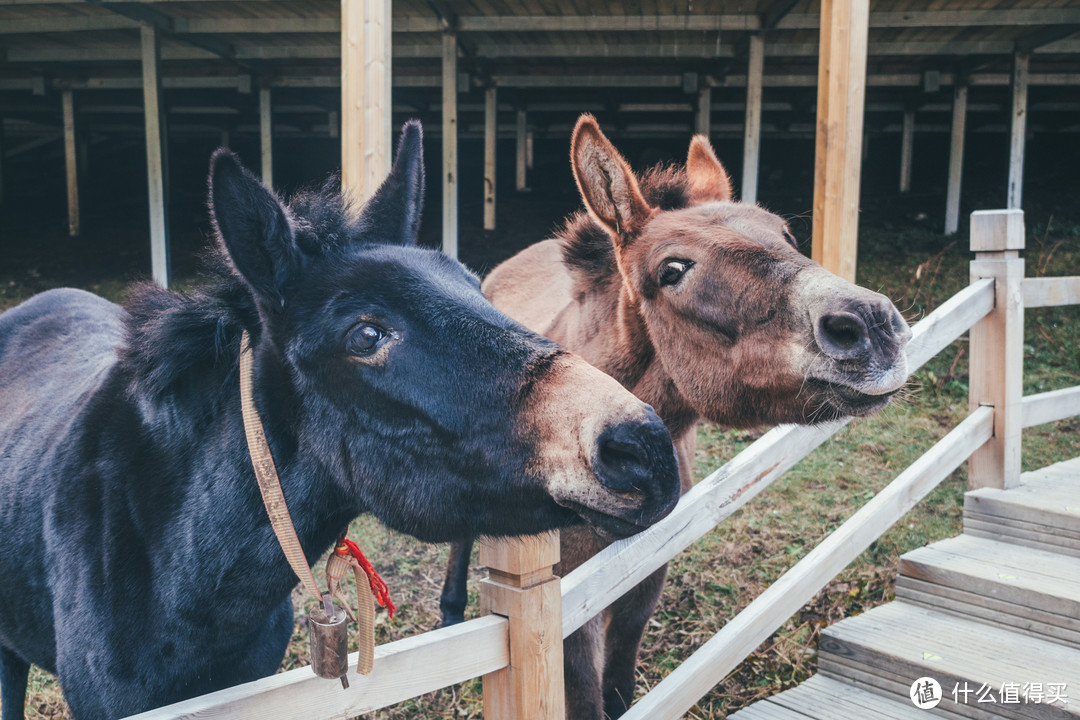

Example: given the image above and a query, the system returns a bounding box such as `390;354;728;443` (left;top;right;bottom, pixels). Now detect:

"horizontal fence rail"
123;616;509;720
1023;276;1080;308
620;406;994;720
1023;385;1080;428
561;276;996;638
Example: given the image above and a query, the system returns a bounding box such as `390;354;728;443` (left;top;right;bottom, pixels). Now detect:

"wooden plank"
965;509;1080;543
696;86;711;137
965;517;1080;557
121;616;509;720
819;602;1080;719
965;478;1080;534
341;0;391;203
899;108;914;194
441;31;458;259
898;536;1080;620
618;407;994;720
741;34;763;204
1008;52;1030;210
483;86;496;231
944;85;966;235
811;0;870;283
817;656;986;720
259;87;272;188
61;88;79;237
760;675;930;720
1024;277;1080;308
968;211;1025;490
897;576;1080;647
141;24;170;288
480;533;564;720
515;109;527;191
1023;386;1080;428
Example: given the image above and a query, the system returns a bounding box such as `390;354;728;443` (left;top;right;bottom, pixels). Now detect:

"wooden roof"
1;0;1078;92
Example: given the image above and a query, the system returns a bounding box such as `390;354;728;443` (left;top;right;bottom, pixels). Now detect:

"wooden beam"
741;34;764;204
899;109;914;193
441;31;458;258
141;24;170;288
259;87;272;188
695;86;711;137
480;533;564;720
1008;52;1029;209
944;85;968;235
483;86;496;231
1022;386;1080;429
341;0;391;203
811;0;870;283
62;89;79;237
969;209;1026;490
515;109;527;191
122;616;509;720
1023;276;1080;308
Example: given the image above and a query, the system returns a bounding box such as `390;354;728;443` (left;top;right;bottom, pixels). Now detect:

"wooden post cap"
970;209;1025;252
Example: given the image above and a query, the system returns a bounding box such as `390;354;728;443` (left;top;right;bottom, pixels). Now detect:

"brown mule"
441;115;911;719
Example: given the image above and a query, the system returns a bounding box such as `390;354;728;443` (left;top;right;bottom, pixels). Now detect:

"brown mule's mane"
559;163;692;283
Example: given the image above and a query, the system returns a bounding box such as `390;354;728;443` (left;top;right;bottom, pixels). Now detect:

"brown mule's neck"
583;280;699;444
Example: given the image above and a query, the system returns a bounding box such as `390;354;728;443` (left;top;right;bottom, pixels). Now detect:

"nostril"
594;424;655;493
817;311;869;358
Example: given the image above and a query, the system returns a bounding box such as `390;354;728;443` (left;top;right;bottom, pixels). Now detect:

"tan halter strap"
238;330;324;602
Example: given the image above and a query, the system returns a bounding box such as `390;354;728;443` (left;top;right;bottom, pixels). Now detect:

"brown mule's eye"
346;323;386;356
658;259;694;287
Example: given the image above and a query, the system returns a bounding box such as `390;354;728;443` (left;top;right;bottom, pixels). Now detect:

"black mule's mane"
120;180;360;412
560;163;693;282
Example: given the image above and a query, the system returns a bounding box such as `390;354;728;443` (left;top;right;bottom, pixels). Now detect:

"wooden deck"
731;457;1080;720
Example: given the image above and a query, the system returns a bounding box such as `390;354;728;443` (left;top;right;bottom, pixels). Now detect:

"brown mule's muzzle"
522;353;680;539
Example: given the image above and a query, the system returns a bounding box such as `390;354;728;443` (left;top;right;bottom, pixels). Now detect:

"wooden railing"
125;208;1080;720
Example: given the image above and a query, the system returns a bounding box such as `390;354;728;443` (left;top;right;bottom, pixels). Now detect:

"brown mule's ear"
686;135;733;204
571;114;653;241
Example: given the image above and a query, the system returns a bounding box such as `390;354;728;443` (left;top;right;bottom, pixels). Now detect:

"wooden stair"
730;458;1080;719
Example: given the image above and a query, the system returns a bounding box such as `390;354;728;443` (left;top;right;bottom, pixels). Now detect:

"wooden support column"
695;86;711;137
1007;52;1029;209
259;87;273;188
944;85;968;235
516;109;528;191
742;34;764;204
441;31;458;258
62;89;79;237
480;532;564;720
969;209;1025;490
811;0;869;283
526;131;534;170
141;24;170;288
341;0;391;202
483;86;497;231
899;109;914;193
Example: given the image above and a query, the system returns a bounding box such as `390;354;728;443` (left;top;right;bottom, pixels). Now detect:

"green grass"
4;218;1079;720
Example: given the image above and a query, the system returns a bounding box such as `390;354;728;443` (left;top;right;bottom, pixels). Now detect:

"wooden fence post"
968;209;1025;490
480;532;564;720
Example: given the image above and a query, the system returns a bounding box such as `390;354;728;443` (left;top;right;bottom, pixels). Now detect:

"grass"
4;216;1080;720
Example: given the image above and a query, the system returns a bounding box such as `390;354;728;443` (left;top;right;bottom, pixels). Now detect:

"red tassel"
336;537;396;619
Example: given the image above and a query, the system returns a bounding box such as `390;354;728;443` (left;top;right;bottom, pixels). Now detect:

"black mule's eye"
782;228;798;248
346;323;386;356
658;259;694;287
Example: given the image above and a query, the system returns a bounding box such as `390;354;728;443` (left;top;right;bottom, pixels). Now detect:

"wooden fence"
126;208;1080;720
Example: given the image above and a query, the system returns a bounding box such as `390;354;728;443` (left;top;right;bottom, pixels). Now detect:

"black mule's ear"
359;120;425;246
208;149;299;311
